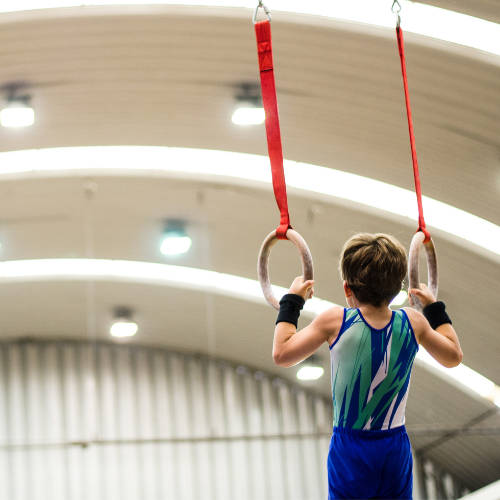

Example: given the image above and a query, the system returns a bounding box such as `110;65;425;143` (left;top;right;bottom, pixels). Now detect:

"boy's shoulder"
317;304;345;322
401;306;422;321
312;305;345;345
401;306;428;338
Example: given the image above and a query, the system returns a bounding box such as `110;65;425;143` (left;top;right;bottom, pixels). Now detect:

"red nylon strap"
396;26;431;243
255;20;291;240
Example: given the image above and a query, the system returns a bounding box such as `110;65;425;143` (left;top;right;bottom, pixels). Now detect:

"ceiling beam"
1;3;499;67
0;146;498;264
0;257;498;408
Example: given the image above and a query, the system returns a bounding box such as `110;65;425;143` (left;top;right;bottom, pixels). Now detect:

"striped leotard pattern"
330;308;418;431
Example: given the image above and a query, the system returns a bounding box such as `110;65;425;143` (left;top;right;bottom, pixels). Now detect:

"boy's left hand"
289;276;315;300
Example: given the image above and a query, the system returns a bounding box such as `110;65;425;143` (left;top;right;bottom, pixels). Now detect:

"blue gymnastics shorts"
327;425;413;500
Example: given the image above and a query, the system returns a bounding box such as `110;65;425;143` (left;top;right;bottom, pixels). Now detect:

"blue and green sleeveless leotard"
329;308;418;431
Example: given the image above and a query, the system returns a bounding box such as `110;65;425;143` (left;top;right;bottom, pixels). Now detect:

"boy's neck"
354;301;393;329
350;298;392;317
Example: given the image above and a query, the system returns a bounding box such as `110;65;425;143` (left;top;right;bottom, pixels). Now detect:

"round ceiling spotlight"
232;83;265;125
110;307;138;338
161;219;192;256
390;290;408;306
297;355;324;381
0;85;34;128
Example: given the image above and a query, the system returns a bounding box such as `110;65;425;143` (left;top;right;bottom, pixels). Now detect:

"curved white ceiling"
1;146;498;261
1;257;498;407
3;1;500;61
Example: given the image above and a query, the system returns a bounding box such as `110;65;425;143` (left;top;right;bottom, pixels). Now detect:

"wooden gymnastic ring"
258;229;314;311
408;231;438;313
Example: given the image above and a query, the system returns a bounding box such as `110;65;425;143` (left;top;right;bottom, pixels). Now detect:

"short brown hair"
339;233;407;307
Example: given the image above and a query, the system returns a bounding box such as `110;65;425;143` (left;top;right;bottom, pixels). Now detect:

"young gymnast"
273;233;462;500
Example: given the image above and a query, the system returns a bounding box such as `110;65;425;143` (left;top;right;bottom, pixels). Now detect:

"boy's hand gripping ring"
408;231;439;312
258;229;314;311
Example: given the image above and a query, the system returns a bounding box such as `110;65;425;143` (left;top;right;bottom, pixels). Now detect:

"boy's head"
339;233;407;307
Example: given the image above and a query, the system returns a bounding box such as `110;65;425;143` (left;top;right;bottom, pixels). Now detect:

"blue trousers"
327;426;413;499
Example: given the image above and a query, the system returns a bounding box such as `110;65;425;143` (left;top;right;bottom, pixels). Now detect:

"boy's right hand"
289;276;315;300
409;283;436;308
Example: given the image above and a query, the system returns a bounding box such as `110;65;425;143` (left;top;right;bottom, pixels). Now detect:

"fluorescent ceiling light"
2;2;500;60
0;257;497;406
297;366;324;380
161;236;192;255
416;348;500;407
232;107;265;125
1;106;34;128
110;321;138;337
0;146;498;261
0;258;331;318
390;290;407;306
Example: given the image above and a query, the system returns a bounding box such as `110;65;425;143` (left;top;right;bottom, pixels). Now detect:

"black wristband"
276;294;305;328
422;301;452;330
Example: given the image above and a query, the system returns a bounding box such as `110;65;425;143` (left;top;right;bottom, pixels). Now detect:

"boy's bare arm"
404;284;463;368
273;306;344;367
272;276;344;368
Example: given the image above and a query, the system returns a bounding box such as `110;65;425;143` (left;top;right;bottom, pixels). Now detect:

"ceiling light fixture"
297;366;324;380
297;355;324;380
390;290;407;307
0;87;34;128
232;108;265;125
161;219;192;255
232;83;265;125
110;306;138;337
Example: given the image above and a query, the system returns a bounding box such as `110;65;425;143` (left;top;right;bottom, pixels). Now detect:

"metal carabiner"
391;0;401;13
391;0;401;27
253;0;272;24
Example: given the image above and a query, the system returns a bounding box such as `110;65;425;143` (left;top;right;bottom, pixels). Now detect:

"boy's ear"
343;281;353;298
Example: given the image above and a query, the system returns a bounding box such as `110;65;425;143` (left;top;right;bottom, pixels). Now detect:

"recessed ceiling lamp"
161;219;192;255
232;83;265;125
0;86;34;128
390;290;407;306
110;307;138;337
297;355;324;380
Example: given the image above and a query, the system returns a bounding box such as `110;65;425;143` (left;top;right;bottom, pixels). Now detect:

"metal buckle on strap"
391;0;402;27
253;1;272;24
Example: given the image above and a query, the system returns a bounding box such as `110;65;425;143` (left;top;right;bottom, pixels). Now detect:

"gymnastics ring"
258;229;314;311
408;231;438;312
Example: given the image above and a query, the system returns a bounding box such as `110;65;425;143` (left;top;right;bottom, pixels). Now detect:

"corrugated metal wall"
421;460;471;500
0;340;333;500
0;340;471;500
